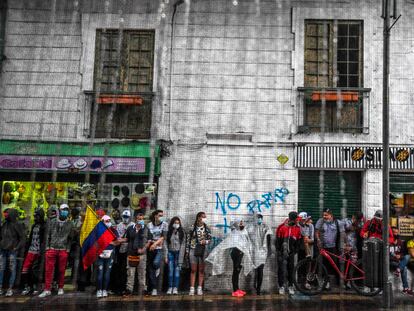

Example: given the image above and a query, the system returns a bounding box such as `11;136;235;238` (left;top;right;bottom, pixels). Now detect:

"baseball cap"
102;215;111;222
374;210;383;219
122;209;131;218
59;203;69;210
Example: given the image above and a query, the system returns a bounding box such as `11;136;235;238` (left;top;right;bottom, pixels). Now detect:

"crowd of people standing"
0;205;413;298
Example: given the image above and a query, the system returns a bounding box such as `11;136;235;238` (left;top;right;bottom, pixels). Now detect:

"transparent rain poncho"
206;221;255;276
247;221;272;267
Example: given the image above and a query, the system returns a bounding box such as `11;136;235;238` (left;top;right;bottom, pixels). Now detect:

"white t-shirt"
147;221;168;250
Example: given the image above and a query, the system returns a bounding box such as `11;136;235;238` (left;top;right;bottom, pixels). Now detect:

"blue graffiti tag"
214;187;289;233
214;216;231;234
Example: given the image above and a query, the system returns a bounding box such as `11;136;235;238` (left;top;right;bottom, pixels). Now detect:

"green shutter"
390;173;414;193
298;170;361;220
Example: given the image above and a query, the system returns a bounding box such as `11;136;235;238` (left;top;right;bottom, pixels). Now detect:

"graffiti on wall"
214;187;289;234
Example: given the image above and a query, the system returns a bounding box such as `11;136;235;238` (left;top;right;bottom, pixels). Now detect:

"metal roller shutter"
390;173;414;193
298;170;362;220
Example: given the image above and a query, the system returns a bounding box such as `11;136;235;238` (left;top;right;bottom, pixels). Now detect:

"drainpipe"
169;0;185;142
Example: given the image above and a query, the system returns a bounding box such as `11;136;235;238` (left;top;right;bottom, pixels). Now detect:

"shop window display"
390;193;414;238
1;182;157;226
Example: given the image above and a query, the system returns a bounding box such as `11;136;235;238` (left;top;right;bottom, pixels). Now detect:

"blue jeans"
168;251;181;288
398;254;410;289
0;249;17;289
148;249;162;290
97;255;114;291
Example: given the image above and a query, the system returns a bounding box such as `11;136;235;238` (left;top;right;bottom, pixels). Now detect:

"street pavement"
0;291;413;311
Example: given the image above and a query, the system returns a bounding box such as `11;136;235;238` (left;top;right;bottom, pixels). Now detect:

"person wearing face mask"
96;215;120;298
186;212;211;296
123;212;151;296
146;210;168;296
38;204;73;298
164;216;186;295
21;209;46;296
315;208;346;290
0;208;26;296
276;211;302;295
206;219;254;297
110;209;133;295
247;213;272;295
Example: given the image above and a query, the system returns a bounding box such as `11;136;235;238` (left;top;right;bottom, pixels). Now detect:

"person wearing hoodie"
21;208;46;295
38;204;73;298
276;211;302;295
0;208;26;296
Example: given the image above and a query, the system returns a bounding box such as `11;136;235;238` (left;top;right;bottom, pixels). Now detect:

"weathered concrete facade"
1;0;414;292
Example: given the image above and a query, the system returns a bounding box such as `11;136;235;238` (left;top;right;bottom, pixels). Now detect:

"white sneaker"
197;286;203;296
21;287;31;295
96;290;103;298
172;287;178;295
39;290;51;298
5;289;13;297
167;287;173;295
288;286;295;295
189;287;195;296
325;282;330;290
279;286;285;295
102;290;108;297
57;288;64;295
151;289;157;296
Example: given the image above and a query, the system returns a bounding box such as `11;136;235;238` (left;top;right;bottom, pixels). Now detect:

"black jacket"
0;209;26;251
125;225;151;256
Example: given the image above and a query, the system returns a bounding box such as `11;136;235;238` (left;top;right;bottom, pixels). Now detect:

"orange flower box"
311;91;359;102
97;94;144;105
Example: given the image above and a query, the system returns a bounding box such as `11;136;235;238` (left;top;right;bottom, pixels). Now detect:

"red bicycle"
293;248;381;296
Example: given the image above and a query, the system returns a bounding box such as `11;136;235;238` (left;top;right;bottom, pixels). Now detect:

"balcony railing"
84;91;154;139
296;87;371;134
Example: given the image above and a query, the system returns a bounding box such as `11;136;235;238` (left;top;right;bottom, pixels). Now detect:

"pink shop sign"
0;155;146;173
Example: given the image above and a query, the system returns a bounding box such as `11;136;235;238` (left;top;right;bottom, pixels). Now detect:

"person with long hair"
186;212;211;296
147;209;168;296
164;216;186;295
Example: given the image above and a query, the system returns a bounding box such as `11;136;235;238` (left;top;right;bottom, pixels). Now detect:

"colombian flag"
80;206;116;269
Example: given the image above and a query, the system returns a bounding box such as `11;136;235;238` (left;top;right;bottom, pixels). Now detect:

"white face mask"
201;217;207;224
173;223;180;229
105;222;112;228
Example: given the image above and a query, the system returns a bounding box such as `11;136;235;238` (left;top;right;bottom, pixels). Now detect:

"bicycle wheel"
293;257;328;295
349;260;382;297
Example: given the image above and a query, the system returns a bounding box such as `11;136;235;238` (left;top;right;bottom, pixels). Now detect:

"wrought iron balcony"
296;87;371;134
84;91;154;139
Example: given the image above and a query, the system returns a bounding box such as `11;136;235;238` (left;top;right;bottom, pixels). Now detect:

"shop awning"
0;140;160;175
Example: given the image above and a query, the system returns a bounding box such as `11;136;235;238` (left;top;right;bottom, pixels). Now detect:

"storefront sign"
295;145;414;170
0;155;146;173
398;218;414;237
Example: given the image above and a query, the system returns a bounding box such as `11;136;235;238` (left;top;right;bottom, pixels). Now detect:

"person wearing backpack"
315;207;347;290
186;212;211;296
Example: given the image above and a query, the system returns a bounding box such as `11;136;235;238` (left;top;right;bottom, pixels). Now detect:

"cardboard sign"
398;217;414;237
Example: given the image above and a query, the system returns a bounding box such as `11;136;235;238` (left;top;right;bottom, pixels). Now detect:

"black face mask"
239;226;245;231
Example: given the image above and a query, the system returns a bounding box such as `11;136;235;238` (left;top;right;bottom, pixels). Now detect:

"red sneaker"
232;291;243;297
236;289;246;296
402;288;414;296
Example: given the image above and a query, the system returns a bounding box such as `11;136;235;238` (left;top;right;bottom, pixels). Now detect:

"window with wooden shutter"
301;20;365;133
91;30;155;139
